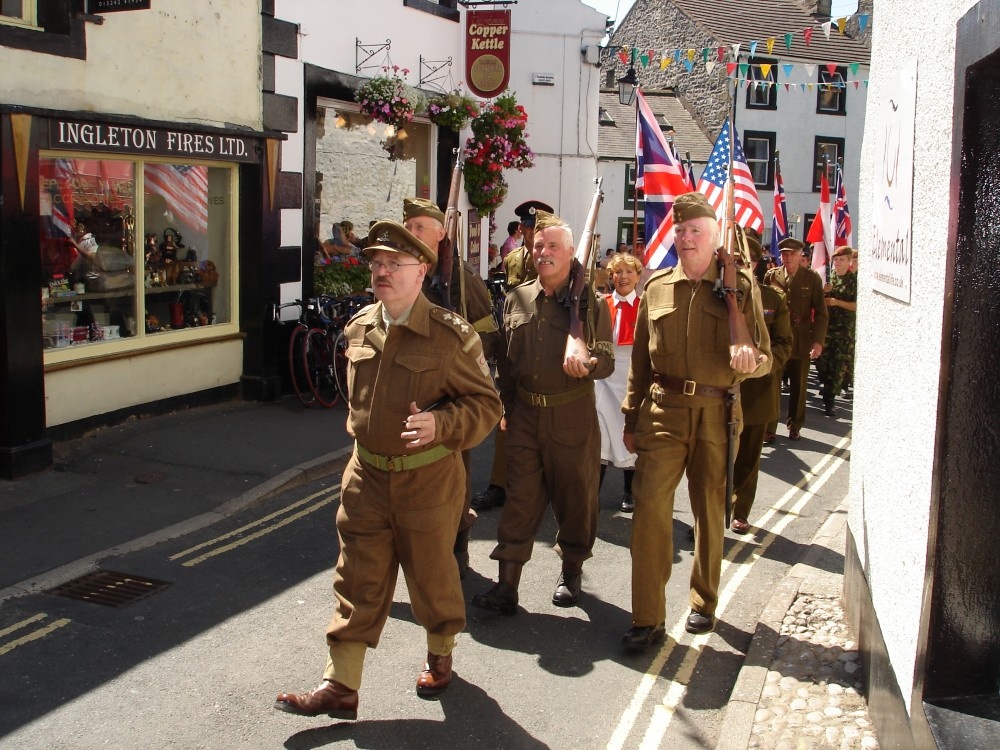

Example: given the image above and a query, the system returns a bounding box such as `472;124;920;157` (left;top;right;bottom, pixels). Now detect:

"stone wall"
605;0;732;138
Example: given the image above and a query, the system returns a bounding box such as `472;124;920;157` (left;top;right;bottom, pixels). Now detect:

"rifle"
563;177;604;366
438;149;464;312
716;124;768;528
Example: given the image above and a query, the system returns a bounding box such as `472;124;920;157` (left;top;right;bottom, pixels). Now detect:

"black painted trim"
0;1;86;59
262;15;298;58
264;92;299;134
403;0;460;22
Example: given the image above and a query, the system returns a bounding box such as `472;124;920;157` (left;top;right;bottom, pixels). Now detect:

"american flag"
145;163;209;233
770;156;789;259
634;89;691;269
51;158;75;238
697;120;765;232
834;163;853;247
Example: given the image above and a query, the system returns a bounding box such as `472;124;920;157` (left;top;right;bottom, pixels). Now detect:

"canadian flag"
806;167;835;274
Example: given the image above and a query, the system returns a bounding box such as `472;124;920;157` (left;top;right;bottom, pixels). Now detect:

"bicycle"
301;294;370;408
272;297;329;408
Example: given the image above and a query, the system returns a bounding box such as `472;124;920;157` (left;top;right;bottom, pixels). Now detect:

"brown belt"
651;372;736;400
516;382;591;408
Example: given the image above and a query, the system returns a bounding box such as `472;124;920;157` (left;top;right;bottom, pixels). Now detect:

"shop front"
0;108;278;478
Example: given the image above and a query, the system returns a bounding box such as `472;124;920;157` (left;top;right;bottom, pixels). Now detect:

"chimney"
815;0;832;19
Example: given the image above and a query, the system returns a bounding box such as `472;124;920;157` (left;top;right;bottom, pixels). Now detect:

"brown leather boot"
416;652;453;697
471;560;522;615
552;561;582;607
274;680;358;720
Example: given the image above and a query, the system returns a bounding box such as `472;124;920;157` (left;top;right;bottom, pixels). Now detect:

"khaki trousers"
491;397;600;566
324;452;465;689
630;399;729;625
785;357;811;431
732;422;766;522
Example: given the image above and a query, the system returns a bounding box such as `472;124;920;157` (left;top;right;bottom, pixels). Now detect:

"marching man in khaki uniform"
621;193;771;650
274;221;502;720
473;209;614;613
764;237;828;440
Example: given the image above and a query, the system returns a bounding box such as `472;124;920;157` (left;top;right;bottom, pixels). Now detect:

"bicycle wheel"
288;324;316;407
303;328;340;408
332;330;350;404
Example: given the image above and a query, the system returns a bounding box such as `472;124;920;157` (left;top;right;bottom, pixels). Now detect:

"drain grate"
46;570;172;607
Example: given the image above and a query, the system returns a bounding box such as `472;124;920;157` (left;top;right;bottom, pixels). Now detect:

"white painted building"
269;0;606;285
849;0;1000;746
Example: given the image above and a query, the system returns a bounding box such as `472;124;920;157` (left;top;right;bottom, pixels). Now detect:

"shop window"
1;0;35;25
1;1;84;59
817;66;847;116
402;0;460;22
746;57;778;110
743;130;776;189
39;155;234;353
624;162;641;211
314;101;430;266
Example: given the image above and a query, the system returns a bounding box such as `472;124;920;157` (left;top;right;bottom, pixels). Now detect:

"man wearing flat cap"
763;237;828;440
275;221;502;720
473;209;614;614
621;192;772;649
401;196;501;577
503;199;553;289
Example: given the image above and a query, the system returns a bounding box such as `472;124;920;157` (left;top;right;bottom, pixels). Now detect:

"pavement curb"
715;498;850;750
0;446;352;606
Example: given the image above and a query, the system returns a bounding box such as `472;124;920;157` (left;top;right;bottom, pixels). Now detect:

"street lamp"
617;49;640;252
617;65;638;107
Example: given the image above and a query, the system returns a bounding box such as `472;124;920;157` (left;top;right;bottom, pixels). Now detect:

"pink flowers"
463;91;535;213
355;66;420;131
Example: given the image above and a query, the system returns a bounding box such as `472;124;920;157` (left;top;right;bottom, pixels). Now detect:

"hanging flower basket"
355;66;424;132
463;91;535;214
427;90;481;132
314;256;371;298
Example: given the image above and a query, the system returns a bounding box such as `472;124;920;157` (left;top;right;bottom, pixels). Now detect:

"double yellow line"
169;486;340;567
606;435;852;750
0;613;72;657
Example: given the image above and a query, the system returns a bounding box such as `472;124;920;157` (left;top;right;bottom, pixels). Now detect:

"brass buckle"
529;392;545;407
683;379;697;396
386;456;404;472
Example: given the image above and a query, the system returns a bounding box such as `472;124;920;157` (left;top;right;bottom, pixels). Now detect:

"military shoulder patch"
431;307;479;352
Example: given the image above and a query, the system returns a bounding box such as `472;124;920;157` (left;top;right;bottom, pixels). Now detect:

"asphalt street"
0;392;852;749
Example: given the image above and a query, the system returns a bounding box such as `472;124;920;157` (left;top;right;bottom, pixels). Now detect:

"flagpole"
632;89;639;255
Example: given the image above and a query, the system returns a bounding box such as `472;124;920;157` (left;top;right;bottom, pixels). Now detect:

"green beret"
533;210;568;233
672;192;717;223
402;197;445;225
363;220;435;265
778;237;805;252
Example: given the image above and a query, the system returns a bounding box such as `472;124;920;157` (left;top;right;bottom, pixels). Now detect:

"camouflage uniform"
815;270;857;407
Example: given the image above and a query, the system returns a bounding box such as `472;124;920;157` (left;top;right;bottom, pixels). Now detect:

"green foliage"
314;257;371;298
463;92;535;214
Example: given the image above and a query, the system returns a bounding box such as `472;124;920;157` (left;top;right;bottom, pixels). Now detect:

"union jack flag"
145;163;209;234
51;158;76;238
771;157;788;260
697;120;765;232
634;89;691;269
834;163;853;247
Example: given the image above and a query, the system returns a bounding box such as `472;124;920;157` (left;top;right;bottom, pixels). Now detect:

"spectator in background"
500;220;522;259
595;252;643;513
816;246;857;417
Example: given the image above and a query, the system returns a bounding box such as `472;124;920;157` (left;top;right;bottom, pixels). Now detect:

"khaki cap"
778;237;805;252
363;220;435;265
402;197;445;225
672;192;717;223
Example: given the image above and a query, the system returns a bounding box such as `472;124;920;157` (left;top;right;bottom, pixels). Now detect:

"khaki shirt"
423;259;500;359
497;276;614;415
764;264;829;359
623;260;772;432
740;284;793;425
503;245;536;289
344;293;502;456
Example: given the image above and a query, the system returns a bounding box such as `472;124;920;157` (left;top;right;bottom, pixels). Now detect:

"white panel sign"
871;60;917;302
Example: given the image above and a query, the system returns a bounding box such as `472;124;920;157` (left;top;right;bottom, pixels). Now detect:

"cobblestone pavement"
750;593;879;750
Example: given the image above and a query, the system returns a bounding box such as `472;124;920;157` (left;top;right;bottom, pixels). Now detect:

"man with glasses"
274;221;502;720
764;238;828;441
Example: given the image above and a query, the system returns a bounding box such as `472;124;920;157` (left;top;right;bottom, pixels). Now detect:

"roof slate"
597;89;713;164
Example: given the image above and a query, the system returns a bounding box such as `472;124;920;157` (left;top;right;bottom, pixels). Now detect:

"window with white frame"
812;137;844;190
743;131;776;189
746;57;778;110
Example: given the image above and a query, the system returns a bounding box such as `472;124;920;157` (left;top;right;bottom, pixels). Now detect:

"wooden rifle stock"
564;178;604;365
438;150;463;311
